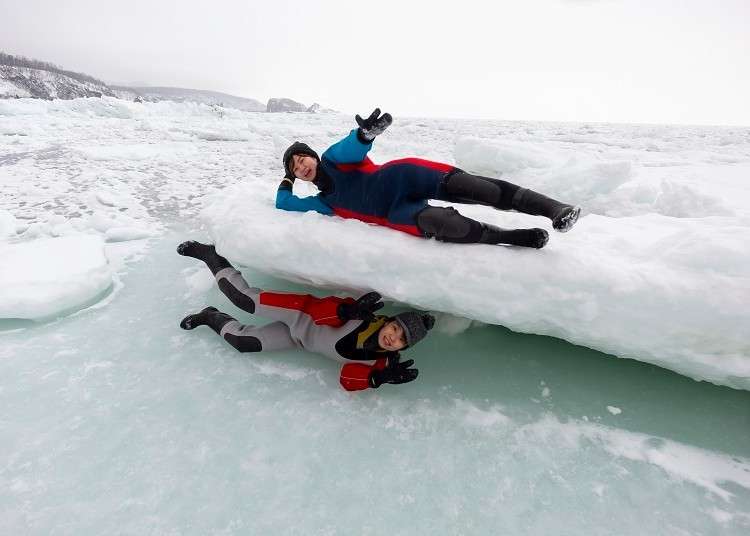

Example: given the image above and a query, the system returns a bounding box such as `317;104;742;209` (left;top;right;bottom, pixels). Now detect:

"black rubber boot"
177;241;232;275
180;306;236;335
511;188;581;232
479;224;549;249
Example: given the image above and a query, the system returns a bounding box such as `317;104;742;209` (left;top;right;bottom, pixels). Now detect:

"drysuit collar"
313;165;333;195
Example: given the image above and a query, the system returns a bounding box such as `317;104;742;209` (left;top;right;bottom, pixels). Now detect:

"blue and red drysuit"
275;127;575;249
276;129;455;236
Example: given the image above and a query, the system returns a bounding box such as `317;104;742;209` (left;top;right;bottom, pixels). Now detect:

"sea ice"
0;235;112;319
0;210;17;237
202;187;750;390
0;98;748;535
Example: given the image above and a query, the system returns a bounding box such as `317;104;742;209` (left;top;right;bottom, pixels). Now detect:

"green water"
1;232;748;535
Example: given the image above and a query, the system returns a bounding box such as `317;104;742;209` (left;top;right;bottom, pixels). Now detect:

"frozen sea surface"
1;98;749;534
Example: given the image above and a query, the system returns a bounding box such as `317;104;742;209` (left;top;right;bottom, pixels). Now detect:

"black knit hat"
393;312;435;347
283;141;320;179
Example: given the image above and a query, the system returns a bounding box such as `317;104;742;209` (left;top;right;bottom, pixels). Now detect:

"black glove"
278;178;294;191
337;291;384;322
370;355;419;388
356;108;392;143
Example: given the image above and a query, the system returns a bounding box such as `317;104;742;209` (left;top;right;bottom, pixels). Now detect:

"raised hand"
337;291;384;322
355;108;392;143
370;355;419;387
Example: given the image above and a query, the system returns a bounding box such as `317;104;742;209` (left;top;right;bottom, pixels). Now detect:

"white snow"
0;210;18;237
0;235;112;319
522;414;750;503
104;226;156;242
607;405;622;415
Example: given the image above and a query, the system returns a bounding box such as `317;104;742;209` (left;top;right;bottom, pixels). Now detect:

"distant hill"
266;97;336;113
0;52;113;99
267;97;308;112
1;51;334;113
112;86;266;112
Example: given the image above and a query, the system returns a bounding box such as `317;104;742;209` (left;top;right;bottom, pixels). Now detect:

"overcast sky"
2;0;749;125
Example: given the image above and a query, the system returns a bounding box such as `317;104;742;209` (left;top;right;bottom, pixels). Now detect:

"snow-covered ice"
1;97;748;534
0;235;112;319
201;120;750;390
0;209;18;237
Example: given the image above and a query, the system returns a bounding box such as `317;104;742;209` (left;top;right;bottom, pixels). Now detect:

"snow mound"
202;183;750;390
454;137;737;218
0;235;113;320
0;210;17;238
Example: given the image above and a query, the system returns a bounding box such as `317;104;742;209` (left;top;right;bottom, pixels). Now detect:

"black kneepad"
218;278;256;313
443;171;503;206
224;333;262;353
416;207;483;243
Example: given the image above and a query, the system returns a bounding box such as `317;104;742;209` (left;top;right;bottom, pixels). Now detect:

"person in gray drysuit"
177;241;435;391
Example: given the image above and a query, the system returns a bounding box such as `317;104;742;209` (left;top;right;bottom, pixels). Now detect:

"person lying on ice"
276;108;581;249
177;240;435;391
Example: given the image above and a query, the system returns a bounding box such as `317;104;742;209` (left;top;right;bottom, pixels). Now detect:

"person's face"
290;154;318;181
378;320;407;351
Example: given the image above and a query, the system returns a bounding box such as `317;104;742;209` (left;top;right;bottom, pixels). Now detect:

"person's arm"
339;358;388;391
339;354;419;391
258;291;354;327
321;108;392;164
275;179;333;215
321;128;373;165
258;291;382;327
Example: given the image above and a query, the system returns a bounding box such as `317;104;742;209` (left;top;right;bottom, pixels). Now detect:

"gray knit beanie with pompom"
393;312;435;347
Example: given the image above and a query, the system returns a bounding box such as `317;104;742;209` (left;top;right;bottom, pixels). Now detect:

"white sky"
2;0;749;125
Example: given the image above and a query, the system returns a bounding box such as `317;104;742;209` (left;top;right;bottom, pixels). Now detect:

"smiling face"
290;154;318;181
378;320;407;351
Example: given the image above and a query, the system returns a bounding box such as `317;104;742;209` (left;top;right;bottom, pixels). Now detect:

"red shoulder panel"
259;292;354;326
336;157;380;174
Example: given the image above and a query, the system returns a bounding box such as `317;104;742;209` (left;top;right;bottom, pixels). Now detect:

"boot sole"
179;306;219;330
553;206;581;233
535;231;549;249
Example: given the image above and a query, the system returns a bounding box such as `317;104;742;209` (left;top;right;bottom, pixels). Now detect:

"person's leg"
511;187;581;232
178;241;260;314
220;321;297;353
180;307;297;353
437;171;580;232
415;206;548;248
177;242;328;324
177;240;232;275
437;170;521;209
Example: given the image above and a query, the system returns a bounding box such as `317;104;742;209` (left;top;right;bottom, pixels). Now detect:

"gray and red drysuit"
177;241;430;391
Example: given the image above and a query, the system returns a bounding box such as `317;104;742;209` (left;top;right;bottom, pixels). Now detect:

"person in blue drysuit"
276;109;581;248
